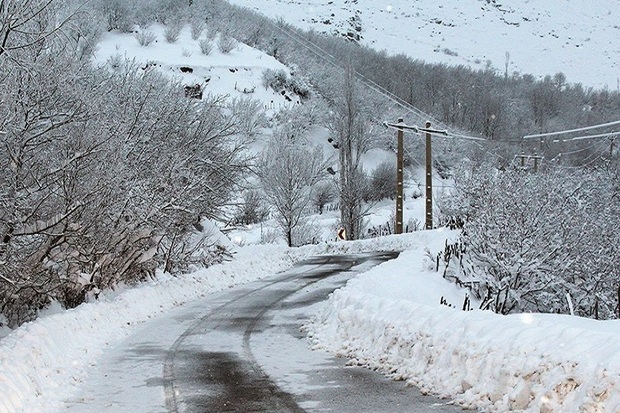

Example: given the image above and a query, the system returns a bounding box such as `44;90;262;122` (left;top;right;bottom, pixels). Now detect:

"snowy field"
229;0;620;90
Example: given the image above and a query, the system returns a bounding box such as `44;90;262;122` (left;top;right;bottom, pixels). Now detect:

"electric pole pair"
387;119;445;233
515;153;544;173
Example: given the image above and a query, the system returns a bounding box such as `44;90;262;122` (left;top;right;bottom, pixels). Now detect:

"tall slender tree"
327;66;373;240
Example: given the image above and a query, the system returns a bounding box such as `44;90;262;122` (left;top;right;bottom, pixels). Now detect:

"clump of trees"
261;68;312;100
0;0;256;327
440;164;620;319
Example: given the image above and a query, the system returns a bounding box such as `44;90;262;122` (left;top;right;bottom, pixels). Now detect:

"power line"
551;141;609;157
441;132;488;142
551;141;611;168
262;9;620;170
556;131;620;142
260;13;619;172
262;14;521;152
523;120;620;140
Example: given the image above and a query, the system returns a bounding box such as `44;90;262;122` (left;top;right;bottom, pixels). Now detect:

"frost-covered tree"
232;190;269;225
368;160;396;202
0;0;75;60
442;164;620;318
0;0;251;326
0;0;97;325
257;136;327;247
312;182;337;214
326;66;374;240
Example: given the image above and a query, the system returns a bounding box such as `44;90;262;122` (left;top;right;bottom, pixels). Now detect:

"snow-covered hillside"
229;0;620;89
95;23;301;111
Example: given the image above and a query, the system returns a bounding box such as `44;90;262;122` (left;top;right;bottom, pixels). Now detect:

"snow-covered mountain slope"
94;23;300;111
229;0;620;89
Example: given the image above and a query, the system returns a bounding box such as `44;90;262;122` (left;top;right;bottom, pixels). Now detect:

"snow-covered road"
4;231;618;412
61;252;463;413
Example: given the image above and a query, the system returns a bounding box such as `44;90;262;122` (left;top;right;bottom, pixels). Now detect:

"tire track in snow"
162;255;356;413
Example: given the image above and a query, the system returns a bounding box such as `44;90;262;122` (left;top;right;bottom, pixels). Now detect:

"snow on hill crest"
94;23;302;113
229;0;620;90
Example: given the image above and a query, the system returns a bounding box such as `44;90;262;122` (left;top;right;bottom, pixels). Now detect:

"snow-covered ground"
230;0;620;90
94;23;301;112
2;11;620;413
2;227;619;413
305;243;620;412
0;230;446;413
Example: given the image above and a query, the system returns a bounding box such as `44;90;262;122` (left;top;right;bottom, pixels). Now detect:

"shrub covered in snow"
135;30;156;46
441;165;620;319
367;160;396;201
261;68;311;100
164;21;182;43
198;38;213;55
217;34;237;53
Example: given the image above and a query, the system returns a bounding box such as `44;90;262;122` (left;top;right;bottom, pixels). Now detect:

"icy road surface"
63;252;465;412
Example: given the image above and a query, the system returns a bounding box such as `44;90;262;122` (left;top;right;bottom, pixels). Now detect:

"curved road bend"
64;252;466;413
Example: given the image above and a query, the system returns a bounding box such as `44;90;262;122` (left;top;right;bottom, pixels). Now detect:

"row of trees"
193;1;619;165
0;0;257;327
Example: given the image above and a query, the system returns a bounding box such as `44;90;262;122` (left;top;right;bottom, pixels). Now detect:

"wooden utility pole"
425;121;433;230
395;118;404;234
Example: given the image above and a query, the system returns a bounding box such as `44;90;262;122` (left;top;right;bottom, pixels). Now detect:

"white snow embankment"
0;244;292;413
0;231;439;413
305;243;620;413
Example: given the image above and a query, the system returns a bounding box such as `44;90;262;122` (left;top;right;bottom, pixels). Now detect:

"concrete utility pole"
424;121;433;230
384;120;447;233
395;119;404;234
514;154;544;172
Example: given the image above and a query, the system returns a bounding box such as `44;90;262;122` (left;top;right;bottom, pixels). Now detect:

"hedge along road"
63;252;466;413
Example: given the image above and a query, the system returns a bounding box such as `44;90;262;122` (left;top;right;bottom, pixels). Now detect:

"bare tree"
326;66;374;240
257;137;327;247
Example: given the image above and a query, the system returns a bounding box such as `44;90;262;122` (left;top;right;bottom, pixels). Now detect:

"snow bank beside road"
306;236;620;412
0;244;291;413
0;232;438;413
5;227;618;413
